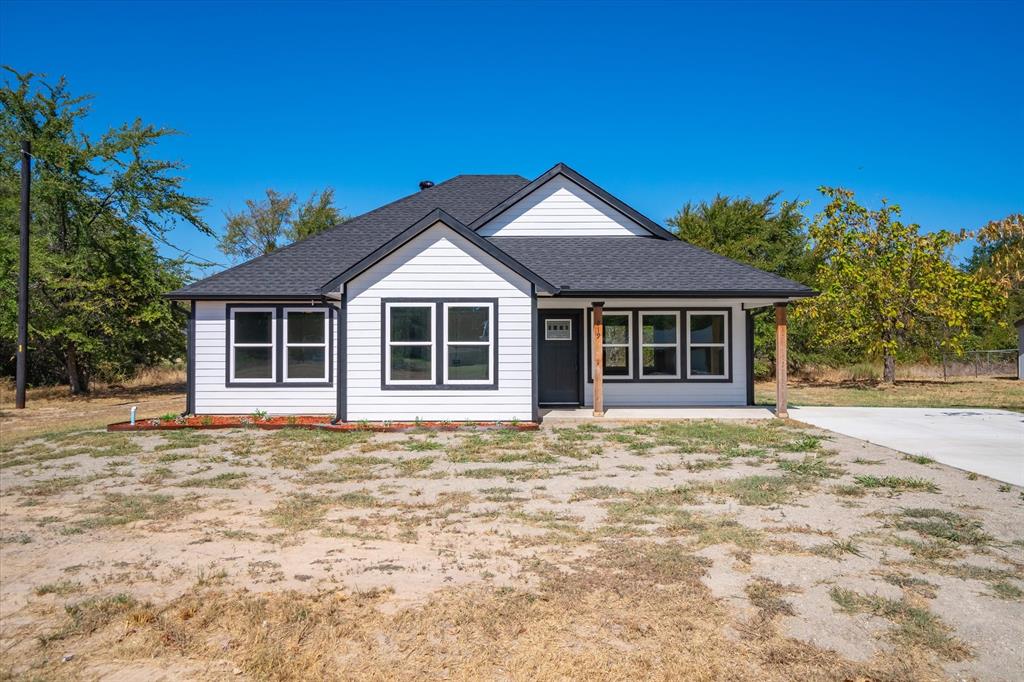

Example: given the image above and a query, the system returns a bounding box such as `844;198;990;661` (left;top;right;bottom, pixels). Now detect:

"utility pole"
16;140;31;409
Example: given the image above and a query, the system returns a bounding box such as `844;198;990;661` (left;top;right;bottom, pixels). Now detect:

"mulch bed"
108;415;539;433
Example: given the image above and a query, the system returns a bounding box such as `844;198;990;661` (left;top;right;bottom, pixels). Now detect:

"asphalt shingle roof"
169;171;813;299
169;174;529;299
490;237;814;296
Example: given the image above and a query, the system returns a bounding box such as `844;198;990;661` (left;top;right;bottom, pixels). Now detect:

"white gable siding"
538;298;750;407
193;301;338;415
345;223;533;421
477;176;651;237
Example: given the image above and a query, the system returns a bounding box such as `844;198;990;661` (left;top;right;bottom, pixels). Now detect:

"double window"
383;300;496;388
588;308;730;381
228;306;332;385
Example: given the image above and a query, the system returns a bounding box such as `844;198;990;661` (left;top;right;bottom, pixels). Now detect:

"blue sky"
2;0;1021;273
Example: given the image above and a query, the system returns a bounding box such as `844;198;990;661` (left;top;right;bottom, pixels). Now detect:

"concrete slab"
789;406;1024;486
540;406;776;421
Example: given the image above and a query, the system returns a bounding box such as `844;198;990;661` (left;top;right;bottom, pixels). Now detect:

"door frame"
538;308;585;407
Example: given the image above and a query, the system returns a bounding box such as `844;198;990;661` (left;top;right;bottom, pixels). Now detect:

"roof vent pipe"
419;180;434;191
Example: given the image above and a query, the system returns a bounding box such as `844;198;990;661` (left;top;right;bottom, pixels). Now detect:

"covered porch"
541;406;775;421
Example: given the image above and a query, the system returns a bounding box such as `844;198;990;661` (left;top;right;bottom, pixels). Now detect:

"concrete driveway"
789;406;1024;486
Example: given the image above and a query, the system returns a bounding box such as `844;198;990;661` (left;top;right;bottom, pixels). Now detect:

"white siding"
194;301;338;415
477;175;651;237
538;298;754;407
345;222;533;421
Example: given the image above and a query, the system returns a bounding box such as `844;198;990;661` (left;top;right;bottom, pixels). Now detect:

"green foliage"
0;68;209;390
218;187;345;260
965;213;1023;349
797;187;1000;382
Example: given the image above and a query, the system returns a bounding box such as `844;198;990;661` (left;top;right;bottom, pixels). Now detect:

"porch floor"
540;406;776;421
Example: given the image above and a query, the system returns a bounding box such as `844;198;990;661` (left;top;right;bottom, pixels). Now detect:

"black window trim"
224;303;334;388
380;298;500;391
585;306;734;384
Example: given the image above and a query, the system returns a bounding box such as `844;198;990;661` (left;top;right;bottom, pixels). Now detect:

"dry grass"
22;542;934;681
757;377;1024;412
0;367;186;442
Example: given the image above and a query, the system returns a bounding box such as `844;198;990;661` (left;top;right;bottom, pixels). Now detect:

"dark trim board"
746;310;755;406
584;306;735;384
379;298;501;391
335;300;347;423
185;300;196;415
224;303;334;388
531;286;540;421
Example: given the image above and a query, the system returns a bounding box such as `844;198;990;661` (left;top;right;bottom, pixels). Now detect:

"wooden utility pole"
775;302;788;418
16;141;31;409
592;302;605;417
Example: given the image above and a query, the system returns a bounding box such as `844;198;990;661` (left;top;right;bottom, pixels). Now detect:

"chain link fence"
935;349;1018;380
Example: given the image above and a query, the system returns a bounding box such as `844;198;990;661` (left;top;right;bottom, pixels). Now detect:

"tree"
0;68;209;392
668;192;815;283
218;188;344;261
797;187;999;384
668;193;820;374
966;214;1023;348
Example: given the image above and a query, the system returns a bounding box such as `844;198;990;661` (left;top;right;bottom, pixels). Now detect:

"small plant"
967;472;978;481
285;415;299;427
903;454;934;465
159;413;178;422
414;416;423;427
854;475;938;493
997;484;1011;493
199;415;214;426
358;419;371;430
252;409;269;422
509;418;520;427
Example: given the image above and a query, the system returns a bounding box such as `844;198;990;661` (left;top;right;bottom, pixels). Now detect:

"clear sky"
1;0;1021;273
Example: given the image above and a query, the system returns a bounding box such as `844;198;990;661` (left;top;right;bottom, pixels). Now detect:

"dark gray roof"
490;237;814;297
168;174;529;299
169;169;814;300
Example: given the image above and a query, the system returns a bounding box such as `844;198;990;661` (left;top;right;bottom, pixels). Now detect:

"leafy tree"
965;214;1023;348
218;187;344;260
668;192;815;283
0;67;209;392
797;187;999;383
668;193;821;375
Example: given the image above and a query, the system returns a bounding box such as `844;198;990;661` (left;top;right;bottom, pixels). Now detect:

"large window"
444;303;493;384
640;311;680;379
226;305;332;386
382;299;498;389
602;313;632;378
687;311;728;379
284;309;329;382
386;303;435;385
230;308;276;382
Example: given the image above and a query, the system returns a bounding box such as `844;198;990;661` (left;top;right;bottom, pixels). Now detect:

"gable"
476;175;653;238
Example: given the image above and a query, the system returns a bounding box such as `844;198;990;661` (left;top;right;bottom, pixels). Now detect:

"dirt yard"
1;420;1022;681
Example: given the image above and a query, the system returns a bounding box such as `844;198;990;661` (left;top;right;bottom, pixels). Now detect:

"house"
167;164;814;422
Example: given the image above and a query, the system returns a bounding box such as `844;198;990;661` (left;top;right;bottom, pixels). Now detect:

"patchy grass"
154;430;214;451
458;467;550;482
176;471;249;489
777;454;844;479
746;577;797;619
695;475;813;506
810;538;863;559
758;377;1024;412
301;456;389;484
73;493;197;530
829;587;972;661
989;581;1024;601
893;508;993;546
854;475;939;493
903;454;934;465
393;456;435;476
570;485;622;501
34;580;83;597
265;493;333;532
39;593;147;645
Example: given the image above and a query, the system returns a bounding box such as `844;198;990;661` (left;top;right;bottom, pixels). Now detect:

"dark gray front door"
538;310;582;405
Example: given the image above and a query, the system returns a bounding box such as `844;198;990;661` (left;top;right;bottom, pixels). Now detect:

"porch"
540;406;775;422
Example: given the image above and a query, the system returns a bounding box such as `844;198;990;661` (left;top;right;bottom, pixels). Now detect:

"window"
688;311;728;379
640;312;680;378
284;309;329;382
444;303;493;384
230;308;276;382
602;313;632;378
386;303;435;384
545;319;571;341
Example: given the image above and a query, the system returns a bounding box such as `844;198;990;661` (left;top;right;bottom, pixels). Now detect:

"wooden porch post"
592;301;605;417
775;302;788;419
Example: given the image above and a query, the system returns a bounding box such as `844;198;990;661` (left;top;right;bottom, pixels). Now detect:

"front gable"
473;163;675;240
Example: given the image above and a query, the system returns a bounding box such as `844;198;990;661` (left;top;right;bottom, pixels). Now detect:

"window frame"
282;307;331;383
686;310;729;380
544;318;572;341
586;307;733;383
443;302;495;385
384;301;437;386
225;303;333;388
638;310;681;380
229;306;277;384
380;298;500;391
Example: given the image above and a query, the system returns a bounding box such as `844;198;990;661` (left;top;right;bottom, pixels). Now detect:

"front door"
538;310;582;405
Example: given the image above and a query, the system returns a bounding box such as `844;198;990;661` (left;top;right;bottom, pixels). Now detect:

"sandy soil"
1;420;1021;680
